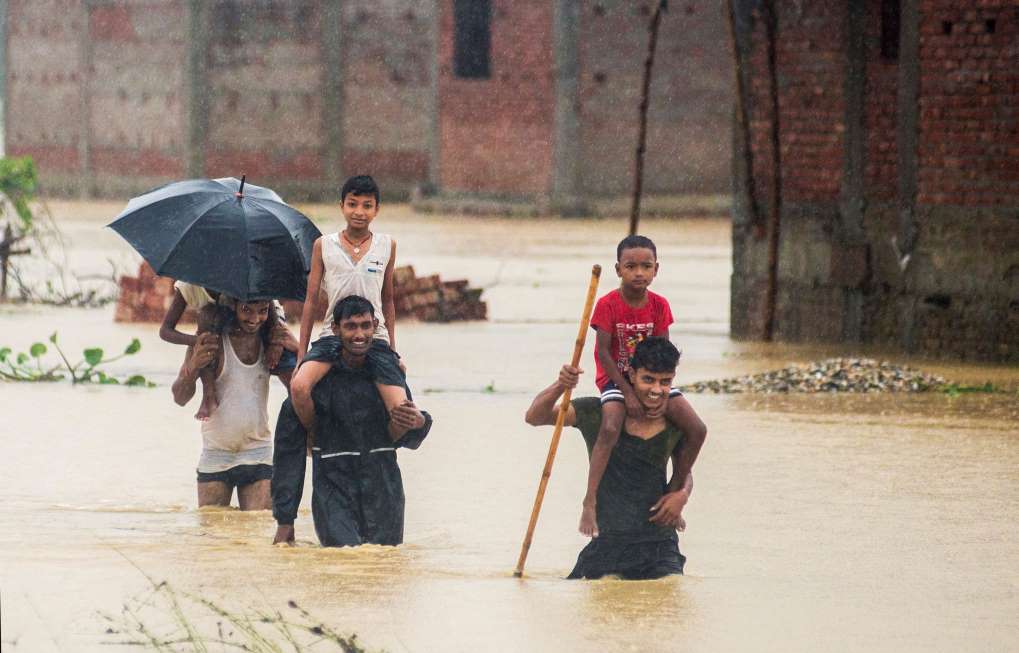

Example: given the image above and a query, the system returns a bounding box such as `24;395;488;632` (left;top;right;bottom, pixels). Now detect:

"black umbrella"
108;176;321;302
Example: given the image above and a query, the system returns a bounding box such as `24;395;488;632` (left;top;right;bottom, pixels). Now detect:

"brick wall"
916;1;1018;207
437;0;555;196
731;0;1019;361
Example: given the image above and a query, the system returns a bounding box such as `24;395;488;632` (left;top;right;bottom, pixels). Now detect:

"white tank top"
318;232;391;342
200;334;271;453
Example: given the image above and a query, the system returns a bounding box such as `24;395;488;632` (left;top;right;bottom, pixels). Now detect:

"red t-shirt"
590;289;674;389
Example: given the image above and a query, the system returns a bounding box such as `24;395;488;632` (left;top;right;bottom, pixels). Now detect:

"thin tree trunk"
761;0;782;341
629;1;668;237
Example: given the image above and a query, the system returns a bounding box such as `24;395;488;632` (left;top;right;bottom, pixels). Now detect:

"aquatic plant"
102;579;369;652
0;331;154;386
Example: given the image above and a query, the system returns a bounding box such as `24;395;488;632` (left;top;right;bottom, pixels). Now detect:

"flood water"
1;202;1017;652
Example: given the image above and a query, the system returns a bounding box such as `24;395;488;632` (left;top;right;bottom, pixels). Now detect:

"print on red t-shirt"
589;289;674;389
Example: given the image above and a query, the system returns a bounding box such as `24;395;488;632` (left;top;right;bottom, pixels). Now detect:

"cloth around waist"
198;444;273;473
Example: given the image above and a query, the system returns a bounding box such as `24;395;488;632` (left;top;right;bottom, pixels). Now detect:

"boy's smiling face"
615;246;659;292
341;192;379;231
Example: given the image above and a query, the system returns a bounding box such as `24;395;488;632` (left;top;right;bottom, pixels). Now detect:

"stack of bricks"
114;262;486;324
113;262;194;323
391;265;487;322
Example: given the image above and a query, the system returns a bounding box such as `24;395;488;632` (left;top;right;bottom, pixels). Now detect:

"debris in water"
678;358;948;394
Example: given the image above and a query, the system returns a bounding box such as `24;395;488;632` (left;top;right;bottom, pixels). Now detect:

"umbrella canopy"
108;177;321;302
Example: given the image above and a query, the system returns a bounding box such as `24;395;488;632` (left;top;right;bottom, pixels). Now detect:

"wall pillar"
551;0;583;214
321;0;345;196
838;0;868;342
185;0;210;179
895;0;920;350
78;1;95;197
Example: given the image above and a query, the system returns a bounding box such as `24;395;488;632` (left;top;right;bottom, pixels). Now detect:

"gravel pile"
679;358;947;394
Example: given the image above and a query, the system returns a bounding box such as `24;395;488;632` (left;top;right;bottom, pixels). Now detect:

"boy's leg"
195;305;221;421
290;360;333;447
664;393;707;489
580;398;625;538
378;383;410;439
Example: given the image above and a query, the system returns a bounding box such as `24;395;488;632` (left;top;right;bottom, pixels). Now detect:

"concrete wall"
6;0;436;200
731;0;1019;361
577;1;732;197
7;0;189;196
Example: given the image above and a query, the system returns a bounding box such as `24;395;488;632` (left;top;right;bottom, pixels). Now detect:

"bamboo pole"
628;0;668;237
513;264;601;578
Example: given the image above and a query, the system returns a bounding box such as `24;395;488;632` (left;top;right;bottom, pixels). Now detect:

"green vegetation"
0;156;38;230
103;580;369;652
0;331;154;386
941;381;1002;398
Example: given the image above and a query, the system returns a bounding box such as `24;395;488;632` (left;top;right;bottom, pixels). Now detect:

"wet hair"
340;175;380;204
616;235;657;261
333;295;375;324
629;336;680;374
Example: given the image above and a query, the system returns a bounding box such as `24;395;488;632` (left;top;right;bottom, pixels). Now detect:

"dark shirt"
272;357;431;546
571;397;685;541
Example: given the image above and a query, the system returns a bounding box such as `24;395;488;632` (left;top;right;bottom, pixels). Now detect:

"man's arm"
649;449;694;530
524;365;580;427
271;398;308;544
171;333;219;406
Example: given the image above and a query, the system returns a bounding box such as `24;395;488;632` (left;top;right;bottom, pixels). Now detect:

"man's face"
615;247;659;291
340;192;379;231
234;301;271;334
334;311;377;356
627;366;675;413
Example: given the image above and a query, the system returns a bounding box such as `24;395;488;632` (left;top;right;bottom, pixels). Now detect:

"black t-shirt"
571;397;685;540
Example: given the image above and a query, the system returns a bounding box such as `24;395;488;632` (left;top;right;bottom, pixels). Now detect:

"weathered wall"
731;0;1019;361
7;0;188;196
577;1;733;196
7;1;88;192
6;0;435;200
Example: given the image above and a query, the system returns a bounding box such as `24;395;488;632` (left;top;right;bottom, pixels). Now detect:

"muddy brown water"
1;202;1017;651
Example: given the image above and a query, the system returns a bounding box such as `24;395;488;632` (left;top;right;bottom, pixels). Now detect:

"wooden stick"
514;264;601;578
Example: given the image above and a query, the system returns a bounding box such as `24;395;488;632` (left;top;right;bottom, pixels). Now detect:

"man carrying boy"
580;235;707;537
291;174;407;445
172;298;298;510
525;337;692;579
272;296;432;547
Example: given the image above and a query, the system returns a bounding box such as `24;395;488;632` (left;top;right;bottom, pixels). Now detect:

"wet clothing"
198;336;272;473
590;289;673;389
302;335;405;387
196;463;272;486
272;357;431;547
567;397;687;580
318;232;392;342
